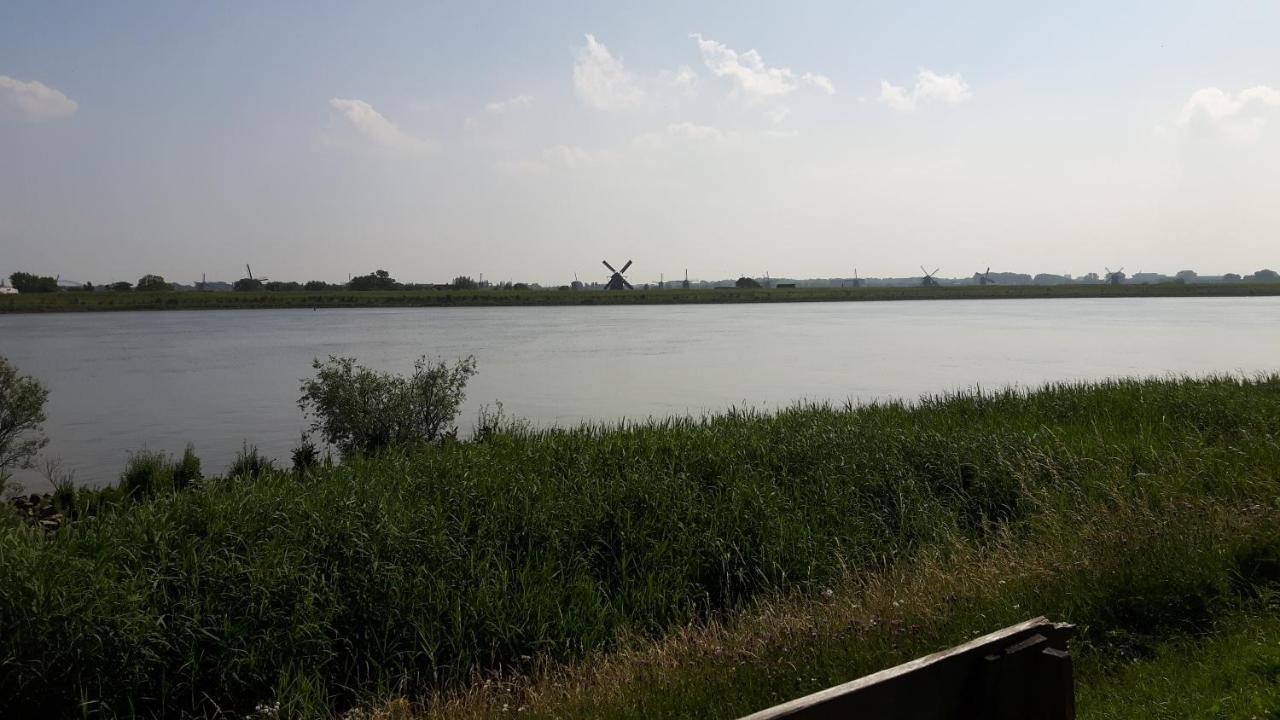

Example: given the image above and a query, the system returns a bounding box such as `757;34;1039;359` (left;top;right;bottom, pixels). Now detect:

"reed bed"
1;375;1278;717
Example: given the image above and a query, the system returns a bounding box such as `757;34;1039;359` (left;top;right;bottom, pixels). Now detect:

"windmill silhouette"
602;259;633;290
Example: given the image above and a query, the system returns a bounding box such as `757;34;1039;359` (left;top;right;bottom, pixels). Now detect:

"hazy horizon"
4;2;1279;286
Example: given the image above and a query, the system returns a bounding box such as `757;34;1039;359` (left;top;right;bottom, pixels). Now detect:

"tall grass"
0;375;1278;717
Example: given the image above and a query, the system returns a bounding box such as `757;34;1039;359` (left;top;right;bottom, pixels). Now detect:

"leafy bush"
291;434;320;477
347;270;400;291
136;274;172;291
299;355;478;457
121;451;174;498
8;272;59;293
227;444;276;479
0;357;49;482
173;444;202;489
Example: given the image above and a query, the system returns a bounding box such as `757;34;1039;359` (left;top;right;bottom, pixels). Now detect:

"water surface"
2;297;1277;487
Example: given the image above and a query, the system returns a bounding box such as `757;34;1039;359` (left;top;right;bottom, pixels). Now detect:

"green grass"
4;282;1280;313
1;375;1278;717
1078;607;1280;719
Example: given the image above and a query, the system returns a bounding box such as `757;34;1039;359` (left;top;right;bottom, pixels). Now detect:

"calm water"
2;297;1278;488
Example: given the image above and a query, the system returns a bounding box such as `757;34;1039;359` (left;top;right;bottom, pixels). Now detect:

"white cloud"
765;106;792;125
802;73;836;95
0;75;78;121
1178;85;1280;142
914;70;971;104
574;34;644;111
689;33;834;104
666;121;737;145
878;81;916;112
485;94;534;114
631;122;741;152
662;65;699;96
542;144;618;169
878;69;971;112
325;98;435;154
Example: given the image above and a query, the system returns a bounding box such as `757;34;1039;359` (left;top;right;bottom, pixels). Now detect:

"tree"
109;281;133;292
1223;273;1242;282
304;280;331;291
348;269;401;291
137;274;172;291
1175;270;1198;283
736;277;762;289
1249;269;1280;283
0;357;49;483
234;278;264;291
9;272;59;293
451;275;479;290
299;355;477;457
265;281;302;292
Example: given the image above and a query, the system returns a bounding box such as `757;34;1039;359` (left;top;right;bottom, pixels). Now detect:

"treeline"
6;270;521;294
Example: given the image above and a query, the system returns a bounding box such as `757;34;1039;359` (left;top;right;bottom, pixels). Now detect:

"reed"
0;374;1277;717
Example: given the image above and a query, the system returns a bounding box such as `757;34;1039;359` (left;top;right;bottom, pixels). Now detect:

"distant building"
0;286;17;295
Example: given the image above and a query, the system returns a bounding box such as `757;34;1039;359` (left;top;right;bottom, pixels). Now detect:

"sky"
2;1;1278;286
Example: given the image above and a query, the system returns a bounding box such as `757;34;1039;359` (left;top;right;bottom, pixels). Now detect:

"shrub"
173;444;202;489
291;434;319;477
227;444;276;479
0;357;49;481
9;272;59;293
299;355;477;457
121;451;174;498
348;270;400;291
136;274;172;291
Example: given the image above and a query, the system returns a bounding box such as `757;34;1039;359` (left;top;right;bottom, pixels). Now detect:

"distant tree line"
10;267;1280;294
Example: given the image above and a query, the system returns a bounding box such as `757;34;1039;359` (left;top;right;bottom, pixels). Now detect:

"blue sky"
2;1;1278;285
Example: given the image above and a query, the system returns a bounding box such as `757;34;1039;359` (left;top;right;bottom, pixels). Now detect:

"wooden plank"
737;616;1074;720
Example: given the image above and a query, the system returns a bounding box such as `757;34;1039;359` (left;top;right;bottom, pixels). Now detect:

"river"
2;297;1277;488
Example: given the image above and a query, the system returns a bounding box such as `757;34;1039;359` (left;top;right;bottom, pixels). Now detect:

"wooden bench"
738;616;1075;719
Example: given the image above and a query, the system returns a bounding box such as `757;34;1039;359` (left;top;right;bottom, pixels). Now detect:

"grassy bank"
1;375;1278;717
4;282;1280;313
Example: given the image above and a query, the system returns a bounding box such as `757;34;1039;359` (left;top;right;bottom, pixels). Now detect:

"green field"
4;282;1280;313
2;375;1279;717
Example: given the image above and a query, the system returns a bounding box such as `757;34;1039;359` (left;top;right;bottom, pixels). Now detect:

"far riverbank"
4;282;1280;313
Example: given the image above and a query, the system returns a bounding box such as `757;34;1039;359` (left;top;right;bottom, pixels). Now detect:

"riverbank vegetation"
4;280;1280;313
1;369;1278;717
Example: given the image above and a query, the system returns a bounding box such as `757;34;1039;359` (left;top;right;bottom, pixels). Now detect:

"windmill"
602;259;633;290
571;272;583;290
920;266;941;288
246;263;269;283
851;268;863;288
1104;267;1125;286
682;269;690;290
977;267;996;286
